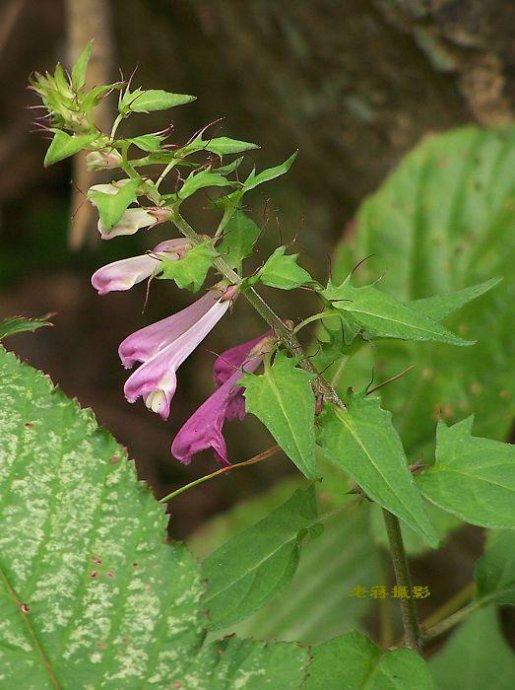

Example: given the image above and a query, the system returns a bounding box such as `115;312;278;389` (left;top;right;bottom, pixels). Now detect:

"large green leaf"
0;347;308;688
332;127;515;452
318;394;439;547
322;280;471;345
222;502;381;644
416;417;515;529
475;531;515;605
87;179;140;231
202;486;320;631
430;608;515;690
243;352;318;479
303;631;435;690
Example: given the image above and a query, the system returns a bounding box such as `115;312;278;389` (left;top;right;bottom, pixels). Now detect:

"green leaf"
87;178;140;231
244;152;298;191
202;486;320;630
411;277;501;321
126;133;165;152
304;631;435;690
217;210;261;268
416;417;515;528
322;279;472;346
259;246;313;290
0;346;309;688
330;127;515;451
121;87;196;113
475;531;515;605
0;315;52;340
178;169;233;200
159;240;217;292
318;394;439;547
186;136;259;156
71;41;93;90
209;496;381;644
243;352;318;479
430;608;515;690
44;130;98;167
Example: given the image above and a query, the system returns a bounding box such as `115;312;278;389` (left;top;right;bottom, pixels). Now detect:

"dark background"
1;0;514;542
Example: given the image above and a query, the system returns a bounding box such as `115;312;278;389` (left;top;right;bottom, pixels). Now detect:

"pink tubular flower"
122;286;237;420
91;238;190;295
98;207;171;240
171;333;273;466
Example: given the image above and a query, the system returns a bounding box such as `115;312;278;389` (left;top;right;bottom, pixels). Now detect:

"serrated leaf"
318;394;439;546
303;630;435;690
122;88;196;113
416;417;515;528
0;315;52;340
243;352;318;479
475;531;515;605
202;486;319;630
244;152;297;191
71;41;93;90
411;277;501;321
0;346;309;688
322;280;471;346
87;178;140;230
430;608;515;690
217;210;261;268
178;169;233;200
331;127;515;450
159;241;217;292
259;246;313;290
44;130;98;167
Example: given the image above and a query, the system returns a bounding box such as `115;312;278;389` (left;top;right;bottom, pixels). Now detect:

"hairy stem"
382;509;421;651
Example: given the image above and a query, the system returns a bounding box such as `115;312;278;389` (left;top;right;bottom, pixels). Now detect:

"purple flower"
171;334;273;465
122;286;237;420
91;238;190;295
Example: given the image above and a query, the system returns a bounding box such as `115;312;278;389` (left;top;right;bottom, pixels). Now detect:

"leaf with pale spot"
0;347;308;688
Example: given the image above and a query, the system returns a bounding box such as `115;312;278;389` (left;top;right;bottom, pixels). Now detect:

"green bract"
258;246;313;290
159;241;218;292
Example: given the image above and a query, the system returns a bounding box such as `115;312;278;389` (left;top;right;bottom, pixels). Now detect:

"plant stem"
421;581;476;632
421;600;481;643
382;509;421;651
159;445;280;503
170;210;343;407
